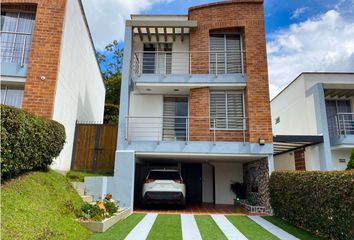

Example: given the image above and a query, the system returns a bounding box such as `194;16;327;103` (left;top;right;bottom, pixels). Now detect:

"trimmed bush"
346;148;354;170
269;171;354;240
1;105;66;180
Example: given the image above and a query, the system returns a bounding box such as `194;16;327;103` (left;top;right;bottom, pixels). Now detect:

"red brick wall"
188;0;272;143
2;0;67;118
294;150;306;170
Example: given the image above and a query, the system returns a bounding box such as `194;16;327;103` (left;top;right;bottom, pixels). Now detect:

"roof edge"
189;0;263;12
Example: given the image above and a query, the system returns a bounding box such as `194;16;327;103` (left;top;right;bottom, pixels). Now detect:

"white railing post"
215;52;218;76
243;117;246;144
342;114;346;136
186;117;189;144
125;117;129;141
139;52;142;76
335;115;340;136
20;35;27;68
213;118;216;144
164;52;167;76
241;50;244;75
189;52;192;76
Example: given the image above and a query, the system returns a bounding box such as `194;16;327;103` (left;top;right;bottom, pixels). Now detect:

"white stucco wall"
331;148;352;170
129;93;163;141
274;153;295;170
213;162;243;204
51;0;105;171
202;163;213;203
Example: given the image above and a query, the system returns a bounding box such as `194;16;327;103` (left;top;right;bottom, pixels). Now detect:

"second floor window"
209;33;243;74
210;91;244;130
1;9;35;65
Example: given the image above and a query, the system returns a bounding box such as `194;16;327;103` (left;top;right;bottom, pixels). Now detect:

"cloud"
290;7;308;19
267;9;354;99
82;0;173;49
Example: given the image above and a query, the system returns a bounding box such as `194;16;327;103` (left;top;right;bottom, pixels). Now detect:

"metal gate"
71;122;117;173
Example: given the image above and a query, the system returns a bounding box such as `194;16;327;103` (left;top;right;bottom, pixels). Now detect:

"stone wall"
243;158;270;208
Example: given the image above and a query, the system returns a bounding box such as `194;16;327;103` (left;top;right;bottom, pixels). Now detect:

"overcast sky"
82;0;354;98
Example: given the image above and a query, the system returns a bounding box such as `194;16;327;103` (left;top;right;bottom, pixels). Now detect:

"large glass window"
210;91;244;129
1;9;35;65
209;33;242;74
1;85;24;108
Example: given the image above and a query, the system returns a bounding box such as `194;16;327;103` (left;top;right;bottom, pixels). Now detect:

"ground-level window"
1;85;24;108
210;91;244;129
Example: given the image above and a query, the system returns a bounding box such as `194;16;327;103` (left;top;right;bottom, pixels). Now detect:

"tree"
97;40;123;123
346;148;354;170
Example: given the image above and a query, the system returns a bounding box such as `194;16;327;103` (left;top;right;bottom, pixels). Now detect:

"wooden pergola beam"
137;27;143;41
146;27;151;42
172;27;176;41
155;27;159;42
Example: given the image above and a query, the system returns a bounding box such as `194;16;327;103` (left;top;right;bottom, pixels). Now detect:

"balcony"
0;31;32;77
327;113;354;146
132;50;246;85
125;116;248;143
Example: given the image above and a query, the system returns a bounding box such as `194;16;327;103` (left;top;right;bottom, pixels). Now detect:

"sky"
82;0;354;98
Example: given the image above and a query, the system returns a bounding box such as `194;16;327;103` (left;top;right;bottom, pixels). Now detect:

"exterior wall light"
259;138;265;145
40;75;46;81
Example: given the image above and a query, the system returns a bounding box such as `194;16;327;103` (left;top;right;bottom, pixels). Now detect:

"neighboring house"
271;72;354;171
87;0;274;210
0;0;105;171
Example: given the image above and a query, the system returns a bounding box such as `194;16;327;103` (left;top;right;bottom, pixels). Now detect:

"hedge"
269;171;354;240
1;105;66;180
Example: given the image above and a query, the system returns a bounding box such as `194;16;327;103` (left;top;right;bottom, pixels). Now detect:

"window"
1;85;24;108
163;96;188;141
210;91;244;129
142;43;172;74
1;9;35;65
209;33;242;74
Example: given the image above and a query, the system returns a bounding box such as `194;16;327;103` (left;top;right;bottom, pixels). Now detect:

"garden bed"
238;199;272;214
80;208;132;233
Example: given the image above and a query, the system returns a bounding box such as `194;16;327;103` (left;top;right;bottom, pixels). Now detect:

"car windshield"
148;171;181;180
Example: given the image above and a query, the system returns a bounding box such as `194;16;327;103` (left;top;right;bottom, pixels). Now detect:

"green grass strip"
262;216;324;240
227;216;279;240
66;171;113;182
195;215;227;240
147;214;182;240
89;214;146;240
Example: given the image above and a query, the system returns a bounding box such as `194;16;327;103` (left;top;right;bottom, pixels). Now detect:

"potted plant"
230;182;247;206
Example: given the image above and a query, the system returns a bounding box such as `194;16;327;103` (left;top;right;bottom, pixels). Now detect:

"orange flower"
97;201;106;211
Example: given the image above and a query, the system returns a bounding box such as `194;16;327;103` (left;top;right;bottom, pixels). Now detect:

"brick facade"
188;0;272;144
2;0;67;118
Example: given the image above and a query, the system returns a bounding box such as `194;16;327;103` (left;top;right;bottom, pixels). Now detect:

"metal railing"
0;31;32;67
125;116;247;143
132;50;245;76
328;113;354;136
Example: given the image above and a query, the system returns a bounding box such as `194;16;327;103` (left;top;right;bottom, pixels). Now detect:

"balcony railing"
328;113;354;136
125;116;247;143
132;50;245;76
0;31;32;67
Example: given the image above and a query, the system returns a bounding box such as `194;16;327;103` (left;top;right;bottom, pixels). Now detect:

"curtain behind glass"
0;11;35;64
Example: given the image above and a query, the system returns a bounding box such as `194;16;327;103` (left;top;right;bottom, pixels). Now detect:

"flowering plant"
81;193;118;221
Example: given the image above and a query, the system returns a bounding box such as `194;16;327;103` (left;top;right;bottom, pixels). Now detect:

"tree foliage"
346;148;354;170
97;40;123;123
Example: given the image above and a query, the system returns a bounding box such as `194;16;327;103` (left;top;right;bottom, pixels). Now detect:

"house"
271;72;354;171
0;0;106;171
86;0;274;210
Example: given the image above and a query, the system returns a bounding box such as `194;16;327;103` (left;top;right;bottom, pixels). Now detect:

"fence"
71;122;118;173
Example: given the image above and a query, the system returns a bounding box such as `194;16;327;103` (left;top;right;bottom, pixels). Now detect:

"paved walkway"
124;214;299;240
248;216;299;240
211;214;248;240
125;213;157;240
181;214;202;240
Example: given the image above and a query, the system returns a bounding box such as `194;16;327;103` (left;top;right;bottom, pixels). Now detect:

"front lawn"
66;171;113;182
262;216;324;240
147;214;182;240
1;170;91;240
194;215;227;240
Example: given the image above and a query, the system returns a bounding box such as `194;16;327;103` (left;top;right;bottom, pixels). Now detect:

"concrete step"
82;195;94;203
77;188;85;196
71;182;85;190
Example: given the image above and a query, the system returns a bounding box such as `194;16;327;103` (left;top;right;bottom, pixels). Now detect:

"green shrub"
81;203;104;221
103;103;119;124
104;200;118;216
1;105;66;180
269;171;354;240
346;148;354;170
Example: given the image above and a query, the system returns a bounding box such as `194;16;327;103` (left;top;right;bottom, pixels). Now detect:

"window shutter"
210;92;227;128
163;97;176;140
226;92;244;129
226;35;242;73
210;91;244;129
210;34;225;74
